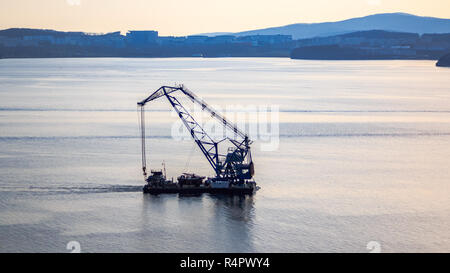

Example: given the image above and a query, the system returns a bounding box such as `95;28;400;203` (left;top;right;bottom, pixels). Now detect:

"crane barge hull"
137;85;259;196
143;185;256;195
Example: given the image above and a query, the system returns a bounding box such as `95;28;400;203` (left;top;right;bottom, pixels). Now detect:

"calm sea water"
0;58;449;252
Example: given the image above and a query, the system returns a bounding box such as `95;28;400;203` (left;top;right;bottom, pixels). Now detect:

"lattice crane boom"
137;85;254;182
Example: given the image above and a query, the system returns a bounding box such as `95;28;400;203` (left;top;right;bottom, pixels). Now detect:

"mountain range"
198;13;450;39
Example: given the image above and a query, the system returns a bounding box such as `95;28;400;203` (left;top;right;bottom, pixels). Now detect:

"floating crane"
137;85;257;194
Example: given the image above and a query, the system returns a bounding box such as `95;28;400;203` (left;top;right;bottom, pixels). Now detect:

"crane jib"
137;85;254;181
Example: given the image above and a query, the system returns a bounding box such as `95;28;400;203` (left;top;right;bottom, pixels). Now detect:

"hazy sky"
1;0;449;35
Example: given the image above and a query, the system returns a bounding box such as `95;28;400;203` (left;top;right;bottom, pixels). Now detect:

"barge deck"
143;184;257;195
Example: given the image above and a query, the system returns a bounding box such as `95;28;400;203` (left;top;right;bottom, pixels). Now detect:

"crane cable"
137;105;147;177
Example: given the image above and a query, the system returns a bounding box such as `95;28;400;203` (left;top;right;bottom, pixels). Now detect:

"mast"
163;161;167;178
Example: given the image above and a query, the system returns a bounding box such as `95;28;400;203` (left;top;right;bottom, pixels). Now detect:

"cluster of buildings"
297;31;419;48
158;33;293;47
292;30;450;58
0;29;293;48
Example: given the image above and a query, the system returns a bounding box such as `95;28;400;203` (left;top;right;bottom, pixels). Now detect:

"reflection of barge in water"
143;170;258;195
138;85;259;196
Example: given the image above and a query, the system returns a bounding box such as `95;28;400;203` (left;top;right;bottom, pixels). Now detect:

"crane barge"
137;85;258;195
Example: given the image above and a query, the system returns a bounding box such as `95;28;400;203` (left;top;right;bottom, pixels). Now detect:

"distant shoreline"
1;28;449;61
0;55;441;61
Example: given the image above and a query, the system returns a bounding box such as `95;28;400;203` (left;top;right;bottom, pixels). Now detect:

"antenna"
163;161;167;178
